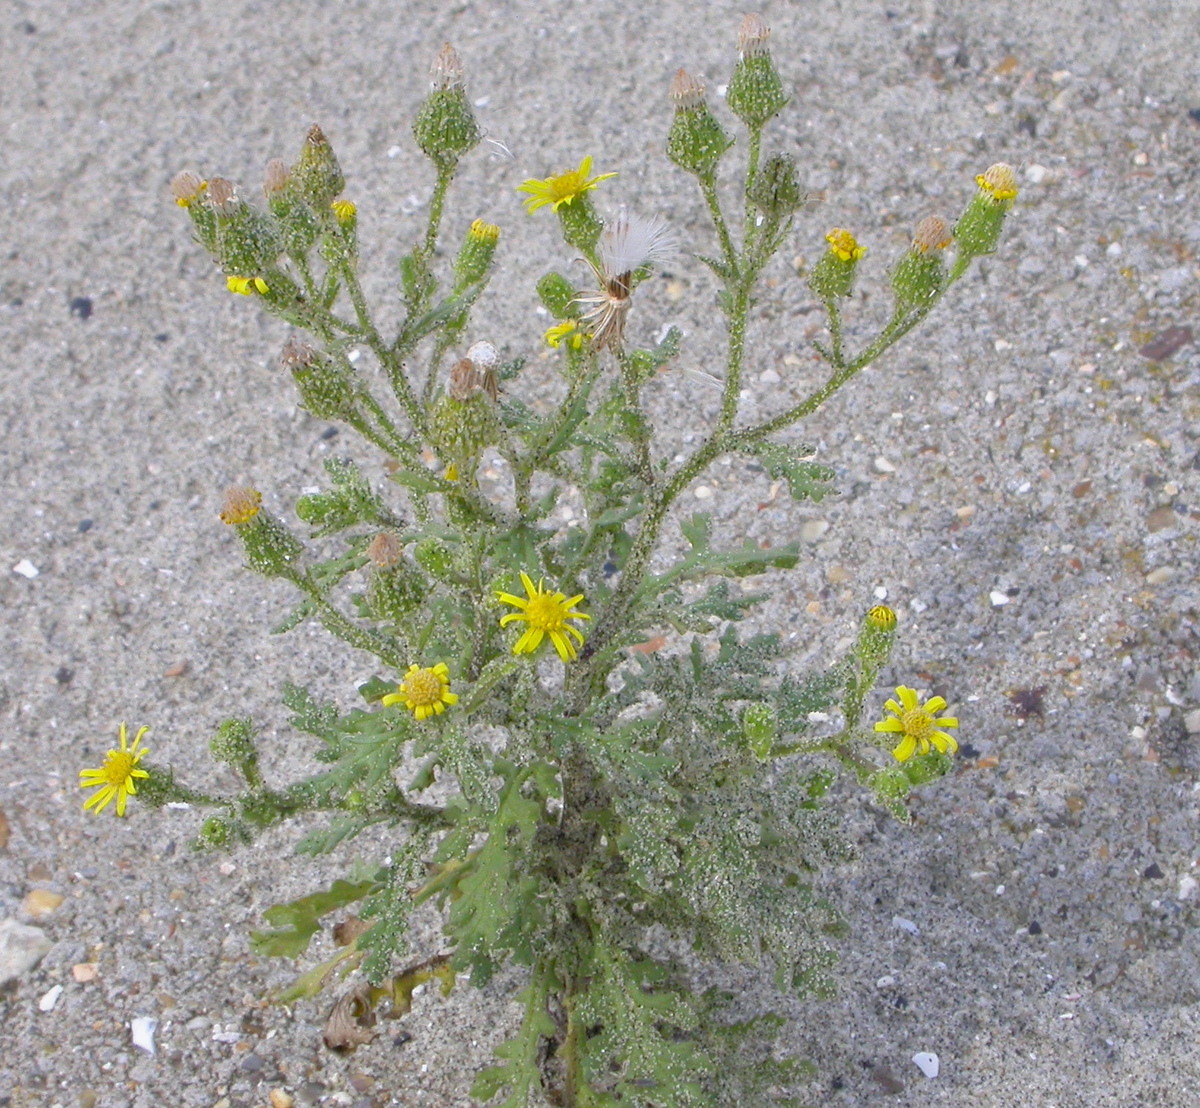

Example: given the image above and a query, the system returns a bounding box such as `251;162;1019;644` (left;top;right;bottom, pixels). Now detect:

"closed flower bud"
262;158;321;256
293;124;345;208
171;171;218;252
891;219;949;313
453;218;500;287
749;152;806;218
262;158;291;197
220;486;303;577
727;15;788;128
206;177;282;277
856;604;898;669
954;162;1018;262
808;227;866;300
280;337;357;421
209;717;260;784
741;702;777;760
413;44;480;169
537;271;578;318
365;534;428;620
667;69;734;181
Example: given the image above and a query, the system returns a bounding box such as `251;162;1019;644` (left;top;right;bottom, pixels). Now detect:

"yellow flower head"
331;199;357;224
382;663;459;721
867;605;897;630
825;227;866;262
497;572;590;662
544;319;587;350
975;162;1019;203
227;275;269;296
517;156;616;213
219;486;263;525
80;723;150;817
874;685;959;763
468;218;501;243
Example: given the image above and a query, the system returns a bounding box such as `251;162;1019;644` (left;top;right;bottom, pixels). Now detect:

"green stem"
290;572;407;670
700;178;740;280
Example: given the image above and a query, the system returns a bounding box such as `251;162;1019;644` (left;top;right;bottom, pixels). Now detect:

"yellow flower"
219;486;262;525
975;162;1019;203
331;199;357;224
497;572;590;662
382;663;459;721
227;275;269;296
468;218;500;242
517;156;616;213
544;319;587;350
874;686;959;763
80;723;150;817
825;227;866;262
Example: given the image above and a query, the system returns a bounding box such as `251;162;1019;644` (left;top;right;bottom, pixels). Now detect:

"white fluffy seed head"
598;211;676;281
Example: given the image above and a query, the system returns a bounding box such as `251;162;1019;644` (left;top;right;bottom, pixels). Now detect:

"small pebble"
874;456;896;474
912;1052;940;1078
72;962;99;983
989;590;1010;607
269;1092;295;1108
892;916;919;935
38;984;63;1011
799;520;829;541
1178;876;1198;901
12;559;39;579
693;485;713;500
876;974;896;988
22;889;64;918
1145;567;1174;585
131;1015;158;1055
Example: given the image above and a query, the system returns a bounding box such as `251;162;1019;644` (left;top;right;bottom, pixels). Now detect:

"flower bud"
666;69;734;181
292;124;345;208
741;702;777;760
808;228;866;301
453;219;500;288
749;152;806;218
365;533;428;620
261;158;321;257
205;177;282;278
413;44;480;169
220;486;303;578
280;338;357;421
891;218;950;313
172;171;218;252
855;605;897;670
537;271;578;318
209;717;260;785
954;162;1018;262
727;15;788;128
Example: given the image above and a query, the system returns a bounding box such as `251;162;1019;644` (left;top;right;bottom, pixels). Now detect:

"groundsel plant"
83;16;1016;1106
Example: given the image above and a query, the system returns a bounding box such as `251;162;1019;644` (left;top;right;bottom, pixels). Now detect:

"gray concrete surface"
3;0;1199;1104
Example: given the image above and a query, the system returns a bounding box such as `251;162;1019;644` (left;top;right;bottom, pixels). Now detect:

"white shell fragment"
131;1015;158;1055
38;984;64;1011
892;915;920;935
989;590;1010;607
913;1051;940;1078
12;559;39;579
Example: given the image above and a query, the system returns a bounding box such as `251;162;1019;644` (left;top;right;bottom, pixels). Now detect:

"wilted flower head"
430;42;465;91
575;211;675;350
220;486;263;525
737;13;772;57
912;215;953;254
670;68;708;110
976;162;1019;202
263;158;291;197
207;177;237;214
171;171;206;207
367;532;405;568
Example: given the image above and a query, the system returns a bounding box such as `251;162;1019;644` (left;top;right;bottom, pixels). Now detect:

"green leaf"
576;942;714;1107
251;877;377;958
461;656;524;715
441;766;544;985
470;966;555;1107
747;440;837;503
359;842;427;983
271;598;317;635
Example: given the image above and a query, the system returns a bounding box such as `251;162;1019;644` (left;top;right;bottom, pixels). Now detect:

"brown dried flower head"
170;171;206;207
448;358;485;401
207;177;237;214
279;337;316;369
737;13;771;58
670;68;707;111
367;532;405;569
431;42;465;91
263;158;291;197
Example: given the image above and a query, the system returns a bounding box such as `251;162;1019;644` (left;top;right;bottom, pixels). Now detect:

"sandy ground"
3;0;1200;1105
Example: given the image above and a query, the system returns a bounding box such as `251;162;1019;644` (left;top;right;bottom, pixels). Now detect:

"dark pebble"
1138;326;1193;361
78;518;93;532
1143;863;1165;879
1028;920;1043;935
69;297;93;320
